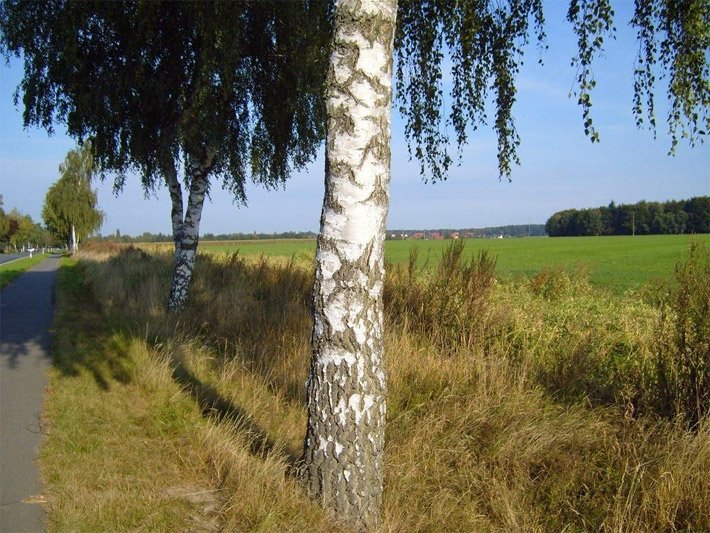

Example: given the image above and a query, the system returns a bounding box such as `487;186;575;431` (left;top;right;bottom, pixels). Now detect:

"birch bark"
69;223;77;253
167;151;214;311
162;156;184;254
302;0;396;529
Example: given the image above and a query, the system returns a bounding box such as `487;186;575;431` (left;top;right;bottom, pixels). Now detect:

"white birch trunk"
167;151;214;311
162;156;184;254
302;1;396;529
70;223;77;254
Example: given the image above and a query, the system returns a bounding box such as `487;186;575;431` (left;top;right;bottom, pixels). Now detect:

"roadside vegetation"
41;238;709;531
0;254;47;289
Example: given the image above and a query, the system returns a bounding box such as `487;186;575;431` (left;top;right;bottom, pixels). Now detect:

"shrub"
529;267;572;299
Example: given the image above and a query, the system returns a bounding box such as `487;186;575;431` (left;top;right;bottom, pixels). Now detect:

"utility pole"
632;212;635;236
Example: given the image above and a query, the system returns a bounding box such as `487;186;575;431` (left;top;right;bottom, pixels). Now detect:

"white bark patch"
319;347;358;368
356;41;389;79
317;248;341;297
323;293;348;333
347;393;377;425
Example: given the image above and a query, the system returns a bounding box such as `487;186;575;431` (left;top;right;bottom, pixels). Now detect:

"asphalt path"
0;253;30;265
1;255;60;532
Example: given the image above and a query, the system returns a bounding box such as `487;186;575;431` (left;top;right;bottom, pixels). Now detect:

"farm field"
140;234;710;294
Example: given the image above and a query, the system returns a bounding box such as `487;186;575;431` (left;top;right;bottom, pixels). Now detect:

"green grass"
201;238;317;259
0;254;47;288
191;234;710;294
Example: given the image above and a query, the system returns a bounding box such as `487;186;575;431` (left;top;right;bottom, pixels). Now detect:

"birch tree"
1;0;330;309
304;0;708;529
42;144;104;253
303;1;395;529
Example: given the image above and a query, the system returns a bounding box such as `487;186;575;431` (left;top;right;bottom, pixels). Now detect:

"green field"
199;238;317;259
0;254;47;288
196;234;710;294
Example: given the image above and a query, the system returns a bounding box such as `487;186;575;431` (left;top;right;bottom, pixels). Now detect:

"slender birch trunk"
162;156;184;254
69;222;77;253
302;1;396;529
167;151;214;311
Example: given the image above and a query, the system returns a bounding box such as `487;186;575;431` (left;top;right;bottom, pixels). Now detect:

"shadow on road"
1;267;57;370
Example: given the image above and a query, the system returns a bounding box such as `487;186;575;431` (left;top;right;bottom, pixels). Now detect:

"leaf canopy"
395;0;708;181
1;0;332;200
2;0;706;186
42;143;104;244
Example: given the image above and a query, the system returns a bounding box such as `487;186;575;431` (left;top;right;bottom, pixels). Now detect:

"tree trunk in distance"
167;151;213;311
70;223;77;254
302;0;396;530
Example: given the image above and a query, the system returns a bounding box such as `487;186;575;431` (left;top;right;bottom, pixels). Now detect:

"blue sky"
1;2;708;236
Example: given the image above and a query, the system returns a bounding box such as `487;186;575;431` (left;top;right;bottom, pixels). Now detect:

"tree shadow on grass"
62;252;304;471
187;253;313;407
52;262;135;391
171;361;301;475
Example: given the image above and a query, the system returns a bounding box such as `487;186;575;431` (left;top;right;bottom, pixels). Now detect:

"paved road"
1;256;60;532
0;253;30;265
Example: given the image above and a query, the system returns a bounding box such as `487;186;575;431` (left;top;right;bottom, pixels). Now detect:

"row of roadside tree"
0;195;54;252
545;196;710;237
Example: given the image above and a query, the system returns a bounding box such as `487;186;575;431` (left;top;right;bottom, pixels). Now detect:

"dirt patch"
163;485;223;531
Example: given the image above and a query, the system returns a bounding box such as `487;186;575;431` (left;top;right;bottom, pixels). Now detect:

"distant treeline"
95;224;547;243
93;230;318;243
388;224;546;239
466;224;546;237
545;197;709;237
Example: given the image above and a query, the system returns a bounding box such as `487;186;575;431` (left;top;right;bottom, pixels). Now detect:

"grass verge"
42;257;332;531
41;245;710;531
0;254;47;288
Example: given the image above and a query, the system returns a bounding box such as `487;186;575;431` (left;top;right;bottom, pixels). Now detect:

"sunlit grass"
42;256;334;531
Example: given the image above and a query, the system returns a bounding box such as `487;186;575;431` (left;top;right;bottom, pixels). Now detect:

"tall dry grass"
46;240;710;531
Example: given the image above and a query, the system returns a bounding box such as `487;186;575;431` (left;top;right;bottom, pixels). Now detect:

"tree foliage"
631;0;710;152
0;199;51;251
396;0;546;180
0;0;330;198
394;0;708;182
545;196;709;236
42;143;104;247
1;0;332;308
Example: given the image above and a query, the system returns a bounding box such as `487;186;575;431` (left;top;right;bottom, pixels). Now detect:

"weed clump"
385;240;497;351
653;239;710;429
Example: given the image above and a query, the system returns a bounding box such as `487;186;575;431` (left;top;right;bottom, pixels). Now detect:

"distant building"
450;231;460;239
431;232;443;240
